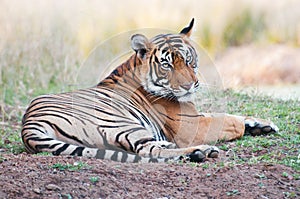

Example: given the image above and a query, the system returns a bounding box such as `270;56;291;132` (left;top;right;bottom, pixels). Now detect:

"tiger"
21;19;278;163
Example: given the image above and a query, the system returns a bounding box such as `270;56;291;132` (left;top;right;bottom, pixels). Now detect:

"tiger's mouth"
146;88;194;102
143;78;197;102
160;90;195;102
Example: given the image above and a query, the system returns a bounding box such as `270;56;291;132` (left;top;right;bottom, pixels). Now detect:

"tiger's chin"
176;93;194;102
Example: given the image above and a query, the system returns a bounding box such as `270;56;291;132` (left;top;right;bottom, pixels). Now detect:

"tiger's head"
131;19;199;102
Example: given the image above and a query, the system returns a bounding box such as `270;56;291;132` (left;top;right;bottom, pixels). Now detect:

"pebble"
33;188;42;194
45;183;62;191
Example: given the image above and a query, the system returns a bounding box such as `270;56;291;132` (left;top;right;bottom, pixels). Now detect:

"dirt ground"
1;151;299;199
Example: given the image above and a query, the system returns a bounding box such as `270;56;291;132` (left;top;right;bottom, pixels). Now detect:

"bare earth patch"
1;152;299;199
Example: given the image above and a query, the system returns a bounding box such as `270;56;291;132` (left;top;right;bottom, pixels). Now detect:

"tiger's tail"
21;128;169;163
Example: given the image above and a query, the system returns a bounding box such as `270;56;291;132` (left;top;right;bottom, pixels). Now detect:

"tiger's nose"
181;82;194;90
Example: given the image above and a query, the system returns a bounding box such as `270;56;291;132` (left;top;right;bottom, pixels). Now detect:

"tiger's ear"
131;34;151;59
180;18;194;37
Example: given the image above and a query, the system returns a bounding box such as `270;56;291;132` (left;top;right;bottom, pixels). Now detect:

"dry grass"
0;0;299;107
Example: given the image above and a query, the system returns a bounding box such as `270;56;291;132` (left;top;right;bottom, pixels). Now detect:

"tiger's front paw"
245;118;279;136
187;146;219;162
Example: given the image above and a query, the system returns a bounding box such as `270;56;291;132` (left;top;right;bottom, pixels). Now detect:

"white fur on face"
141;35;199;102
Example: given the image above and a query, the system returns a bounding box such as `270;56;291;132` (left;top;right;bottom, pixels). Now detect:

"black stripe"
172;44;184;49
83;128;89;138
136;145;144;154
49;143;60;149
156;76;169;84
111;69;120;76
158;111;177;121
25;102;67;115
95;149;106;159
96;127;113;149
127;107;152;126
111;151;119;161
35;144;50;150
134;138;156;152
53;144;69;155
149;61;153;80
22;127;46;135
24;97;49;115
177;113;204;117
133;155;142;163
120;151;128;163
115;127;148;152
158;42;166;48
32;107;86;125
27;137;53;142
128;109;140;121
89;88;111;98
35;143;60;151
149;158;159;163
170;39;184;43
22;121;44;127
115;127;145;146
28;112;72;125
149;145;156;154
125;134;134;152
28;96;126;124
70;147;84;156
46;122;83;145
23;105;72;124
99;124;128;129
163;125;177;144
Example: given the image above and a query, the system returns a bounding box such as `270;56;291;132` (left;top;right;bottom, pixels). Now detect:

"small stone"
33;188;42;194
45;183;61;191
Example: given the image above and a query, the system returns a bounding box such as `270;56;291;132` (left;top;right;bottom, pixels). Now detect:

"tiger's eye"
186;55;191;62
161;63;170;69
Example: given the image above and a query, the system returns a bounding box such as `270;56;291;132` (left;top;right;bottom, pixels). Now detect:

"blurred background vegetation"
0;0;300;108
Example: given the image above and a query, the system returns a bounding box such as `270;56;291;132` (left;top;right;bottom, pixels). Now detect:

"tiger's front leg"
184;113;279;146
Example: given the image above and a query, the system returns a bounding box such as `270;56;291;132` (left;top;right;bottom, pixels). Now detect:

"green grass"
226;189;240;196
90;176;100;184
50;162;92;171
213;90;300;171
0;127;25;154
